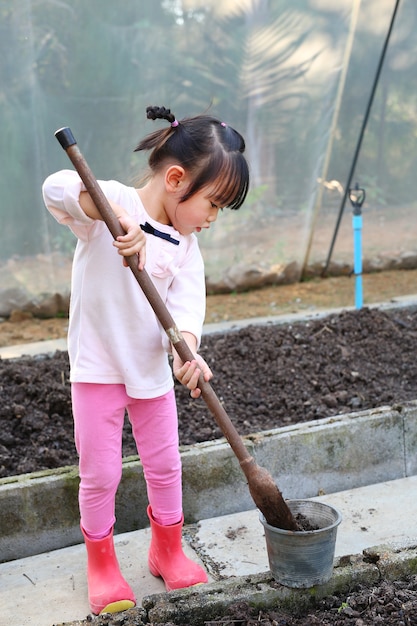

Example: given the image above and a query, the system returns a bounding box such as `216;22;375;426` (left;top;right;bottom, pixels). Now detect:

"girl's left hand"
113;214;146;270
173;354;213;399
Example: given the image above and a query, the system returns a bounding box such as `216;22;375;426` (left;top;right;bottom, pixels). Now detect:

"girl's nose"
208;210;219;223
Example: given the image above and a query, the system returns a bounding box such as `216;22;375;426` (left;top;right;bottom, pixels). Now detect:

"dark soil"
1;306;417;478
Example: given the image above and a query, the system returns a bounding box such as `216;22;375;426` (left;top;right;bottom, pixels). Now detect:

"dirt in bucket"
294;513;319;531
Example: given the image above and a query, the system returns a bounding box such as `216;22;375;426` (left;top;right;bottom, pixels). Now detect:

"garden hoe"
54;127;299;532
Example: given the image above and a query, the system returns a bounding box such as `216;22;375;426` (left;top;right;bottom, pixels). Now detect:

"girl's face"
168;185;222;236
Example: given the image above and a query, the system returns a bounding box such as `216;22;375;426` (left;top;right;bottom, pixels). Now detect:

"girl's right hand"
79;191;146;269
114;214;146;270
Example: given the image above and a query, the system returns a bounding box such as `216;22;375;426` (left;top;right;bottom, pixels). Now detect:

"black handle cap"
55;127;77;150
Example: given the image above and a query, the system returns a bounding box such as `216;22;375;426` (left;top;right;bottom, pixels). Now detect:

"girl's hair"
134;105;249;211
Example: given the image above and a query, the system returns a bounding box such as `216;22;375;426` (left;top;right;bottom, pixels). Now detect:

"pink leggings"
72;383;182;539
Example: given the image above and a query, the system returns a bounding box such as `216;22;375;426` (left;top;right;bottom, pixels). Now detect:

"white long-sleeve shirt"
42;169;206;399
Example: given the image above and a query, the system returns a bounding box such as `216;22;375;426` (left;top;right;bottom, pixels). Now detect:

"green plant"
337;601;349;613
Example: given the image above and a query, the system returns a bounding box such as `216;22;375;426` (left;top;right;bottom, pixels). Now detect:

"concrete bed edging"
1;400;416;563
139;542;417;626
57;542;417;626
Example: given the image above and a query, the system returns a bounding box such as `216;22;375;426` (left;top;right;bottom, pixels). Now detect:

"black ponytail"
146;106;176;125
134;105;249;211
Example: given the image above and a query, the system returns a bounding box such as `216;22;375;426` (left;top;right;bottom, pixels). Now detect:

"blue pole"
352;213;363;309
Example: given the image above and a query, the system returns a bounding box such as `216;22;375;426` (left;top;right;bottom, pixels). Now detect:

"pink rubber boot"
81;526;136;615
147;505;208;591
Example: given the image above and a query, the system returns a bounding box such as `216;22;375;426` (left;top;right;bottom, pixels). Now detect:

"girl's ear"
165;165;187;193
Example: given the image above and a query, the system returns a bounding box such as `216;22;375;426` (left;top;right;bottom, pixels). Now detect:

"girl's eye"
210;202;218;209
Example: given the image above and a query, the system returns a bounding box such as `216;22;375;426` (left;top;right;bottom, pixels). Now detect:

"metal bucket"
259;499;342;588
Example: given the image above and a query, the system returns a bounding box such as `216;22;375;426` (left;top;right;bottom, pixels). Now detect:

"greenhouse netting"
1;0;416;307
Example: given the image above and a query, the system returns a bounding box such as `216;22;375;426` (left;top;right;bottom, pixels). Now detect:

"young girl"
42;105;249;615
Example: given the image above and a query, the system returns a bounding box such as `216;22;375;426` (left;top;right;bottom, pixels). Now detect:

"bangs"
210;155;249;211
182;152;249;210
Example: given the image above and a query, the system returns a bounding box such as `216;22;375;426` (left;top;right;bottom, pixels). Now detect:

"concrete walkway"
1;475;416;626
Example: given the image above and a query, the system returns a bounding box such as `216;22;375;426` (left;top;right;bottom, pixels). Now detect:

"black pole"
322;0;401;276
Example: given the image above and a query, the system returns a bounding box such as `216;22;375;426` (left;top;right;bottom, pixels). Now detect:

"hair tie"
220;122;227;127
171;120;179;128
